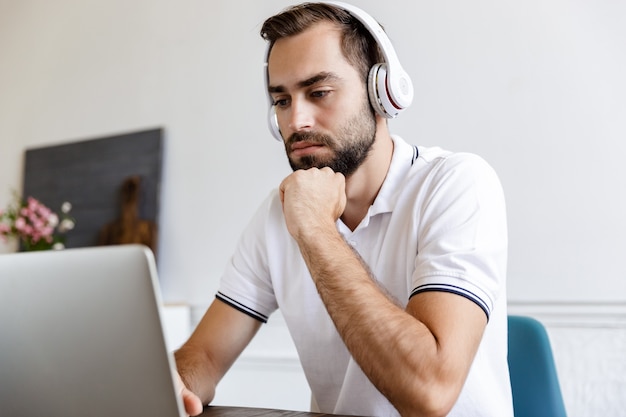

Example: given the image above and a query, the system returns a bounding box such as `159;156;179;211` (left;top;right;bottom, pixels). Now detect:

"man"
176;3;513;416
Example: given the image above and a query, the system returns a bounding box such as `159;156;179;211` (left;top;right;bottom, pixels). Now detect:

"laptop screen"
0;245;185;417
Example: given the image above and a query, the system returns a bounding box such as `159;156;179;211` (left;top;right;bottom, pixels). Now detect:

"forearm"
296;228;463;417
174;343;218;404
173;298;262;406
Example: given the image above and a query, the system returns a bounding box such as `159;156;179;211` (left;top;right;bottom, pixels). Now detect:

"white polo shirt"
217;135;513;417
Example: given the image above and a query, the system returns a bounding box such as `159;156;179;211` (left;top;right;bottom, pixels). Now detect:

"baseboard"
507;300;626;327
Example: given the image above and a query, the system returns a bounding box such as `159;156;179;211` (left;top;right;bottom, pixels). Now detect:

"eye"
311;90;331;99
272;97;290;108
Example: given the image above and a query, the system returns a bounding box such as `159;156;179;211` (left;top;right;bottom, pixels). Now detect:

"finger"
279;180;286;204
176;373;204;416
182;387;204;416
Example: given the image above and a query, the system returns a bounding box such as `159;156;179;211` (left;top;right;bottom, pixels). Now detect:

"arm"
174;299;262;415
279;168;486;417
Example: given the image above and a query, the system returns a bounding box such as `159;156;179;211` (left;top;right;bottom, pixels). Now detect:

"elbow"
419;394;457;417
395;380;460;417
398;400;454;417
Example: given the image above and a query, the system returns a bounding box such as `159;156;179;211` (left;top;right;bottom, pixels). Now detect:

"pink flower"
27;197;39;211
22;224;33;236
1;195;76;251
40;226;54;238
37;205;51;219
32;218;45;230
14;217;26;230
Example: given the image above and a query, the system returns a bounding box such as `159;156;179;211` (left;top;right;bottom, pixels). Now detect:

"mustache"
286;132;334;149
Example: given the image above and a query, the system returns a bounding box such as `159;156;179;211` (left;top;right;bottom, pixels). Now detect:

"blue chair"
507;315;567;417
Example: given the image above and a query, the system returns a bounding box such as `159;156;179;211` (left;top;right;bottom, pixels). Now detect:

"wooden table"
199;406;360;416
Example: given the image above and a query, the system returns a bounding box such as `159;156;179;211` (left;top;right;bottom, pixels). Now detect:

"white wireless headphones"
265;1;414;141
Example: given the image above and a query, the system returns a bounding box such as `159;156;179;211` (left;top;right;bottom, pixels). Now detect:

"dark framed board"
22;128;163;250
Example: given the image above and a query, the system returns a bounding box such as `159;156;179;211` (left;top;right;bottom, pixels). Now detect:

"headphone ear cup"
267;105;283;141
367;63;400;118
368;64;386;118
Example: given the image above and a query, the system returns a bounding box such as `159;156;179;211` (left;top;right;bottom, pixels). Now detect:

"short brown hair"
260;2;384;82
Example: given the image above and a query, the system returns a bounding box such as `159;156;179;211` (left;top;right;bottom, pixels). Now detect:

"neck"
340;122;393;231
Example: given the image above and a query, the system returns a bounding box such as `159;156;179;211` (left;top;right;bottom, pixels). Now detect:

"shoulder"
229;189;288;257
417;147;494;173
244;189;285;228
412;147;503;195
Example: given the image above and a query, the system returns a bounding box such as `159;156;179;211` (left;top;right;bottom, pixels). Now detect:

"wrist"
292;219;338;244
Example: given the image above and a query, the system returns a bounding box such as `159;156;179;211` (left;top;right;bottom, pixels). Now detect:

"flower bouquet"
0;194;75;251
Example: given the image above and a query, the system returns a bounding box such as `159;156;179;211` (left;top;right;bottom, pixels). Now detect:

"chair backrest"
507;315;567;417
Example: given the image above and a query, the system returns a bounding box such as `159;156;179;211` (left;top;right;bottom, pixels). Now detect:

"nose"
286;98;314;133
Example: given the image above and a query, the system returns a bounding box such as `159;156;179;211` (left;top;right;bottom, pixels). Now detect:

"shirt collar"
368;135;415;217
338;135;415;235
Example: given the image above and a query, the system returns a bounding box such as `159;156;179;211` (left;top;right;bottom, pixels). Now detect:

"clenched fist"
279;167;346;240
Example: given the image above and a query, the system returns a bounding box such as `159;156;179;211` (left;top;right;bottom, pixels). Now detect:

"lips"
290;141;324;156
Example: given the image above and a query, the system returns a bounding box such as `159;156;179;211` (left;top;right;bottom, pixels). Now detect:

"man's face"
267;22;376;177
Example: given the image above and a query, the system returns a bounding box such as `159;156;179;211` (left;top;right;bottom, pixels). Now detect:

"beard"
284;99;377;177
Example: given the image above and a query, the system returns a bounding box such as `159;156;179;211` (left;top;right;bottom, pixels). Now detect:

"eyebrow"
268;72;341;94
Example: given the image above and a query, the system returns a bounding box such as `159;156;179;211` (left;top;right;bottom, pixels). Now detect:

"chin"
289;154;328;171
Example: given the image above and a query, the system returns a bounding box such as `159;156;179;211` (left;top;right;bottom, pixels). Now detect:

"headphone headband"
265;1;413;141
325;1;413;108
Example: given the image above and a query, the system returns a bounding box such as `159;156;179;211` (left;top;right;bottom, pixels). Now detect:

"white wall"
2;0;625;305
1;1;625;413
2;0;624;306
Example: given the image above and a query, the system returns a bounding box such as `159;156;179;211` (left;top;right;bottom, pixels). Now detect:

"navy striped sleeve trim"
215;292;269;323
410;284;490;320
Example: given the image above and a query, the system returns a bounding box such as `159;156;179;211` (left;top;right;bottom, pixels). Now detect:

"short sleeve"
410;153;508;319
217;191;281;323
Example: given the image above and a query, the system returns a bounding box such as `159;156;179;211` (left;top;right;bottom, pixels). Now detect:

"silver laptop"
0;244;186;417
